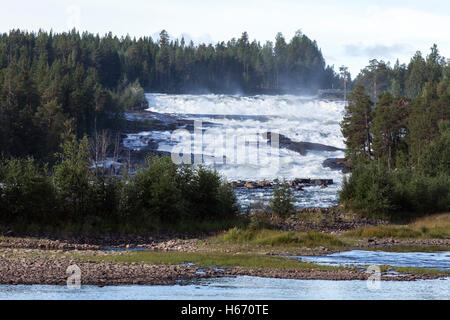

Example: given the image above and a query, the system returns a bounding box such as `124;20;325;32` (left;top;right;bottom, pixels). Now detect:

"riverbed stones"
229;178;334;189
322;158;352;173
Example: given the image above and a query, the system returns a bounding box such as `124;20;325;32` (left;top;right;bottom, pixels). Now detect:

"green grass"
344;226;423;238
82;250;344;271
380;265;450;276
215;228;346;248
343;212;450;239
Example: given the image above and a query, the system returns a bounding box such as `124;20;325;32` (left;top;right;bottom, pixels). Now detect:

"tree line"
352;44;449;102
118;29;340;93
340;47;449;218
0;29;343;162
0;29;148;161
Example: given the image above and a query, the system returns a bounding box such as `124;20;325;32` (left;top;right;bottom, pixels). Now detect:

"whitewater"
125;93;347;208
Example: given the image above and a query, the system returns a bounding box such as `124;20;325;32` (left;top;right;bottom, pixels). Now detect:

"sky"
1;0;449;76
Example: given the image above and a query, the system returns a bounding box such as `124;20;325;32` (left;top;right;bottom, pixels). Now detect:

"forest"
0;28;449;232
340;45;450;219
353;44;449;102
0;29;341;161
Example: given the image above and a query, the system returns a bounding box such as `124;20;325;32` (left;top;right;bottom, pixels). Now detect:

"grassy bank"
343;212;450;239
214;228;346;248
379;265;450;276
77;250;344;271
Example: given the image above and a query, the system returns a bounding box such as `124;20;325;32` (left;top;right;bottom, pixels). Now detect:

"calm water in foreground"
0;276;449;300
296;250;450;271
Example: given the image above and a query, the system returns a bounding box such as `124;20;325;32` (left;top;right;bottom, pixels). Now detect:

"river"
1;276;448;300
123;94;346;208
3;95;446;300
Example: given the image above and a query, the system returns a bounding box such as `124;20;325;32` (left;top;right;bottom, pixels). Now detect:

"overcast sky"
1;0;449;76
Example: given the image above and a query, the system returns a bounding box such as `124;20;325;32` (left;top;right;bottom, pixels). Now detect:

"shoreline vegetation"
0;212;448;285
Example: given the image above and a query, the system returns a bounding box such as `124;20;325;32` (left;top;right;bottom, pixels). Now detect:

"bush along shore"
0;138;240;235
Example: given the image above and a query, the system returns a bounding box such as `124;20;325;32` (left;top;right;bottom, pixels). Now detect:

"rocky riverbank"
0;253;217;286
0;247;446;286
0;236;200;252
272;208;388;232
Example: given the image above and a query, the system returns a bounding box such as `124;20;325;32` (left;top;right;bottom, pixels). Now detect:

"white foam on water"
146;93;346;180
127;93;347;207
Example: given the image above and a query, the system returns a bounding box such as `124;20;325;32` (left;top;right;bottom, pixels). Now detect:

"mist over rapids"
125;93;347;208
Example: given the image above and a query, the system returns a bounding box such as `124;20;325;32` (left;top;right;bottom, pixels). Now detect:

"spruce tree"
341;84;373;162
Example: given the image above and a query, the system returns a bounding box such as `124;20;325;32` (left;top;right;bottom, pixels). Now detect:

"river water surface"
1;276;448;300
296;250;450;271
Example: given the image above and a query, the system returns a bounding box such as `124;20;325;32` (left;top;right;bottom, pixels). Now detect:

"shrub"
115;80;148;111
340;162;450;217
134;156;184;222
53;136;92;218
0;152;240;232
0;157;55;223
269;179;294;217
132;157;239;223
248;210;274;230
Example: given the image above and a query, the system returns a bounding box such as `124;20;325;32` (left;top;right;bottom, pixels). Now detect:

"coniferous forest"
0;28;449;232
0;29;339;161
340;46;450;219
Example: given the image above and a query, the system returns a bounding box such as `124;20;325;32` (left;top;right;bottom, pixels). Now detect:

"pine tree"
405;51;427;99
341;84;373;162
372;93;409;170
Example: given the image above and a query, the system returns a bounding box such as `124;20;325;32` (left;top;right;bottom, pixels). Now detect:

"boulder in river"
266;132;344;156
229;178;333;189
322;158;352;173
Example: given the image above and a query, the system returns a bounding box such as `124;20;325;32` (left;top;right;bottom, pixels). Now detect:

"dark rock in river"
266;132;343;156
322;158;352;173
229;178;333;189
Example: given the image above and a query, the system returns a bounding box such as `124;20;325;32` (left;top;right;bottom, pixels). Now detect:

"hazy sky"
1;0;449;76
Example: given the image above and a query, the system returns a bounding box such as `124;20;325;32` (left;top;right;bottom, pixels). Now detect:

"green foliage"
340;162;450;217
342;50;449;218
0;29;343;161
134;156;184;222
114;80;148;111
219;228;345;248
269;179;294;218
408;80;449;162
0;157;55;222
420;121;450;176
0;151;240;232
356;59;391;103
341;84;373;162
353;45;447;100
371;93;409;170
53;135;92;217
